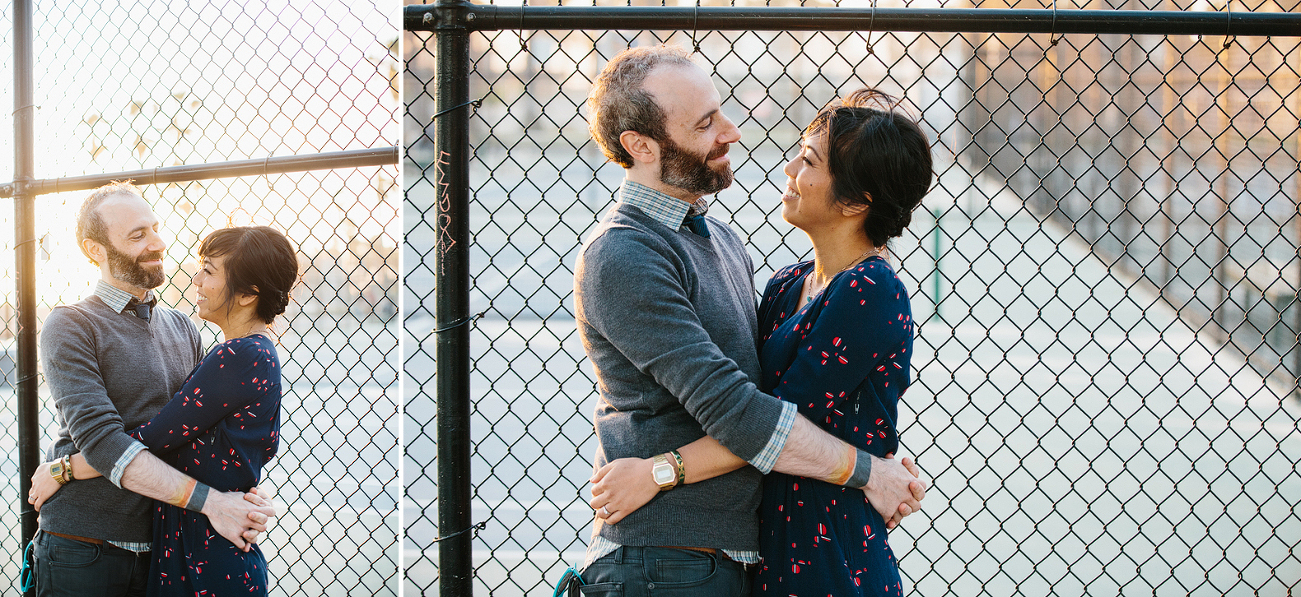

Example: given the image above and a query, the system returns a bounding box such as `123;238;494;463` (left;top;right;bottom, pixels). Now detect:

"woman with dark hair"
30;226;299;597
588;88;934;596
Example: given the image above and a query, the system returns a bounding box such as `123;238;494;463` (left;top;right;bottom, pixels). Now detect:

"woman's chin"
780;211;808;232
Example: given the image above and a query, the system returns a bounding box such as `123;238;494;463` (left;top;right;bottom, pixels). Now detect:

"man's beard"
659;137;734;196
107;244;165;289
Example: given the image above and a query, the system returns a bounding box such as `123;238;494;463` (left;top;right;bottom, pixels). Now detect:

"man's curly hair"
586;45;696;168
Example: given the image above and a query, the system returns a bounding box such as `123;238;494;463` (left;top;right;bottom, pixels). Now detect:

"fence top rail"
0;146;400;198
404;4;1301;35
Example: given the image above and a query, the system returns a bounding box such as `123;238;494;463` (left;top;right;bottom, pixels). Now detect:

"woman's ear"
237;285;260;308
841;194;871;217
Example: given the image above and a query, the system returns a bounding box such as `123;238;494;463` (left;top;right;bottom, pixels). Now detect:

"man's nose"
717;112;741;145
145;230;166;253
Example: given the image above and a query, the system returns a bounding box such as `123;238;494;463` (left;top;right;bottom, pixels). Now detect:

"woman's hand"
28;461;66;512
876;452;926;530
589;457;659;526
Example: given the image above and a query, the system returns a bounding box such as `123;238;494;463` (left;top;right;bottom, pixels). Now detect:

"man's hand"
203;490;276;551
862;453;926;530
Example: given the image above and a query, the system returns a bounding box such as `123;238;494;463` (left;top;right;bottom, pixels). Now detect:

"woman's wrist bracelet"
670;450;685;486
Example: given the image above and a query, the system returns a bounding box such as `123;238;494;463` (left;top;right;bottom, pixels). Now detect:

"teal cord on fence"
552;565;585;597
20;540;34;592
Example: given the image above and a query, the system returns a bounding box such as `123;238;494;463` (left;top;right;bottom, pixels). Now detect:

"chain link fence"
405;1;1300;595
2;1;401;595
0;2;18;588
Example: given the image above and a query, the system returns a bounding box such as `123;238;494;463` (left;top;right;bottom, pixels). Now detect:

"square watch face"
653;465;675;485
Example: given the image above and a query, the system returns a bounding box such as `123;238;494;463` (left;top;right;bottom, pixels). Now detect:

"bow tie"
683;200;711;238
125;296;157;322
683;214;711;238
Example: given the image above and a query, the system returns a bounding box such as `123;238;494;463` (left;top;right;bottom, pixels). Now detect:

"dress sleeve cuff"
109;440;147;488
747;401;796;474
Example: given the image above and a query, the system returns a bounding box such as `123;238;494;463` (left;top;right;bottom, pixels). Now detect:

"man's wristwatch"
651;453;678;491
50;459;69;486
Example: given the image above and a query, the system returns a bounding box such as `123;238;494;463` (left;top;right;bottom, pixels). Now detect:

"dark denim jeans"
33;531;150;597
578;546;753;597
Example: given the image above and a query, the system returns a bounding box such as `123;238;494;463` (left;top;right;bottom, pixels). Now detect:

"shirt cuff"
109;440;147;488
747;401;796;474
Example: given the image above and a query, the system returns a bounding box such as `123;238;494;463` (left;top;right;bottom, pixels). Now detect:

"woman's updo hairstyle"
197;226;299;325
806;88;934;247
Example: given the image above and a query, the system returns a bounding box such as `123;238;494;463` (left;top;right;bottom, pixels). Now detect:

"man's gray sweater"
40;290;203;544
575;203;786;551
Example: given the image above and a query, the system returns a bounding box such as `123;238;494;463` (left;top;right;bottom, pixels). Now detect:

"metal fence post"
13;1;39;592
1294;89;1300;394
432;0;474;595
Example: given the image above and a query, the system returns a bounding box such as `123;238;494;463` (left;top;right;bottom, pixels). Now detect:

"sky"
0;0;401;307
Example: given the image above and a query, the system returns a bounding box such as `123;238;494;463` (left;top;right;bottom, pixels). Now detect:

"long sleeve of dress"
755;257;914;597
128;336;278;456
760;260;913;435
138;334;281;597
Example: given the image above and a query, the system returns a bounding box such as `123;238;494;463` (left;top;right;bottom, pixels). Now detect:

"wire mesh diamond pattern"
405;5;1300;594
0;2;18;590
1;1;400;595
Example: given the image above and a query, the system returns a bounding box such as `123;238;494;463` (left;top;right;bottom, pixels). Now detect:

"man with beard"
570;45;926;595
31;182;274;597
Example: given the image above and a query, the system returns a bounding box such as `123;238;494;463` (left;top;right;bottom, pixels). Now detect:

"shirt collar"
618;181;706;231
94;280;156;314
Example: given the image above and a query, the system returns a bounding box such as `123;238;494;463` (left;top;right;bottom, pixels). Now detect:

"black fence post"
13;1;40;592
431;0;474;595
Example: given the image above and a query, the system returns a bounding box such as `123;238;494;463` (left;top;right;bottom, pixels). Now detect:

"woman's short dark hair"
806;88;934;246
198;226;299;324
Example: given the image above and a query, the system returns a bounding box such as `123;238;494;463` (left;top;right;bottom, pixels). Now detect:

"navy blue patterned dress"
755;256;913;597
127;334;281;597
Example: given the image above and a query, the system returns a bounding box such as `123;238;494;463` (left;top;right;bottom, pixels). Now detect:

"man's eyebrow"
122;217;160;238
694;108;719;127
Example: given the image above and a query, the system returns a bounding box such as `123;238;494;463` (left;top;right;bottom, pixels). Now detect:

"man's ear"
83;238;108;266
619;130;660;165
